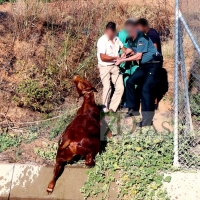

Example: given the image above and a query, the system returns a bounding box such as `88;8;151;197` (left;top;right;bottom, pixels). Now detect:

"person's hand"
113;56;120;62
121;53;126;59
115;58;124;66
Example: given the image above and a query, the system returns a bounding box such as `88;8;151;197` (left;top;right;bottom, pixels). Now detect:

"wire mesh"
0;0;174;166
176;0;200;168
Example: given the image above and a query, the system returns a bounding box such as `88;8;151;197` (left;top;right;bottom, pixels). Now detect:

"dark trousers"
121;76;141;112
126;63;160;121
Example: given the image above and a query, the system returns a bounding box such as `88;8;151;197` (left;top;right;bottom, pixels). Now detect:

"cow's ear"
92;87;98;92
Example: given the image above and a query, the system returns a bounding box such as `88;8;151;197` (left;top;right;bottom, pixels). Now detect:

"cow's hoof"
85;159;95;166
107;131;112;138
47;187;53;194
47;182;55;194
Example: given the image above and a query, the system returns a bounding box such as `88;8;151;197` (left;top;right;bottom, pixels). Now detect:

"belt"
140;60;161;66
98;64;115;67
147;61;161;64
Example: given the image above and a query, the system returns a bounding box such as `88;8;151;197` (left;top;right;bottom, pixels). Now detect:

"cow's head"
73;75;98;97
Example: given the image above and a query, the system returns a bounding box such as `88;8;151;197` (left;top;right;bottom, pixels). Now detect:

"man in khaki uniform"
97;22;126;113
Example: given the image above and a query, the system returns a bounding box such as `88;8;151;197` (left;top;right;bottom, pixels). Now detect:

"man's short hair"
106;22;116;32
125;18;136;27
136;18;149;27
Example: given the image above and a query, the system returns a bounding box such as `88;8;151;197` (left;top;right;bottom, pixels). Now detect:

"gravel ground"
164;170;200;200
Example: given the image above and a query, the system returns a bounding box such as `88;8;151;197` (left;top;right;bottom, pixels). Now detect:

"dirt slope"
0;4;41;123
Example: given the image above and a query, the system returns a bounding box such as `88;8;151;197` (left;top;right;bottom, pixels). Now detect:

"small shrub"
0;0;11;4
0;133;22;152
34;143;58;161
9;0;173;114
190;93;200;117
49;114;74;140
13;65;69;113
23;131;38;144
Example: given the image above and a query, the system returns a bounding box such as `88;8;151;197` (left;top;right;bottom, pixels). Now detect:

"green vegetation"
23;131;38;144
178;135;200;168
0;0;10;4
81;132;173;200
0;133;22;152
6;0;173;114
190;94;200;118
0;1;175;198
13;65;69;113
34;143;58;161
0;108;76;161
49;115;73;140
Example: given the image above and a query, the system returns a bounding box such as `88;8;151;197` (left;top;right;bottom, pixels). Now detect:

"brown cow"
47;75;111;194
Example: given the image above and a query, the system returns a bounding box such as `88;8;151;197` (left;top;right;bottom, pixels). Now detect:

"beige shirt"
97;34;123;66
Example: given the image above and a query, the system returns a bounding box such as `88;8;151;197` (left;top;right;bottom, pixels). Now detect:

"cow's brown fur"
47;75;111;194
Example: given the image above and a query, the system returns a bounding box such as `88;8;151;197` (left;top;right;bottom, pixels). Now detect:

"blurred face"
137;24;148;33
124;24;132;33
137;24;145;32
126;25;137;38
105;28;116;40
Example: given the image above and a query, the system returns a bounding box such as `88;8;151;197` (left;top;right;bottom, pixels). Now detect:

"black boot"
137;119;153;127
125;109;140;118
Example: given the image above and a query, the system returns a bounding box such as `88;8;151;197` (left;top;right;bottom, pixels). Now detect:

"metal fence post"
173;0;180;167
174;1;200;168
179;11;200;56
179;35;194;135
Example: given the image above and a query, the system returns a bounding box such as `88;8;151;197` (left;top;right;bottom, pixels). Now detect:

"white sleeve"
97;38;106;54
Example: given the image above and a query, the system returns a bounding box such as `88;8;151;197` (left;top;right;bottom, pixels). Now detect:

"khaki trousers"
98;64;124;112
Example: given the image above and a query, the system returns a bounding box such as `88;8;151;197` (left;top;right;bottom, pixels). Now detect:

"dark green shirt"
117;30;139;86
117;29;129;48
127;31;157;64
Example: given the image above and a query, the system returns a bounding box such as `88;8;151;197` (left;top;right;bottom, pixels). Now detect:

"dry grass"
0;0;174;114
162;39;174;59
7;0;174;73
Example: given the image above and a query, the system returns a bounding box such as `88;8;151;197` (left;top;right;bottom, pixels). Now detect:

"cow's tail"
59;139;71;150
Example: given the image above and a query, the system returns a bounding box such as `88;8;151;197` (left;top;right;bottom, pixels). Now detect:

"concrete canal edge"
1;163;200;200
0;163;88;200
0;163;118;200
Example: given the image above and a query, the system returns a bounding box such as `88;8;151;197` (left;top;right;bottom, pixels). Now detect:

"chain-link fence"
174;0;200;168
0;0;175;166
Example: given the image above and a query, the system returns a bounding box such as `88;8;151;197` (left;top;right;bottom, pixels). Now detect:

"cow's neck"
83;92;96;105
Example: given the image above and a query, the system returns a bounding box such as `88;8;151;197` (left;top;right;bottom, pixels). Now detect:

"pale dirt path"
164;171;200;200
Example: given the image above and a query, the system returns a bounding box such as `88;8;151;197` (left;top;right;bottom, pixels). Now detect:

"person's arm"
121;47;126;53
120;47;127;58
116;37;148;65
100;54;118;62
124;53;142;61
125;48;134;55
121;48;134;58
153;43;158;50
116;53;142;65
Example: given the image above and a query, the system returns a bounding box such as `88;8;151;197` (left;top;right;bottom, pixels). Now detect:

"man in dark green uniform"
117;19;139;86
115;20;162;127
117;19;139;110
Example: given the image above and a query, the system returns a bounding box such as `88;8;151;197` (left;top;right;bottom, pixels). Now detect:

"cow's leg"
84;139;100;166
47;161;64;194
47;147;74;194
85;153;95;166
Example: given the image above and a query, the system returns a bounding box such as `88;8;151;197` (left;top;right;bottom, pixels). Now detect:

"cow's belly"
66;115;100;137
